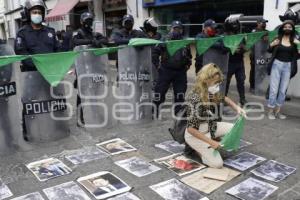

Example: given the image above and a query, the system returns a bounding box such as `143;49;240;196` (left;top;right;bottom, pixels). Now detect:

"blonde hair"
193;63;224;103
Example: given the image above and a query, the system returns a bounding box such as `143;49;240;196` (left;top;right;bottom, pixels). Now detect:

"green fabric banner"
166;38;194;56
221;116;245;151
128;38;162;47
268;30;278;42
91;46;124;56
196;37;221;56
0;55;28;68
245;31;267;50
32;51;79;86
223;34;246;55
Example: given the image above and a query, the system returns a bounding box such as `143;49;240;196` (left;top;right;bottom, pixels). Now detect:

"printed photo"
150;178;207;200
226;177;278;200
115;157;161;177
224;152;266;171
155;140;185;154
26;158;72;182
43;181;91;200
65;147;109;165
107;192;141;200
0;179;13;199
11;192;44;200
251;160;296;182
96;138;137;155
77;171;131;200
155;154;206;176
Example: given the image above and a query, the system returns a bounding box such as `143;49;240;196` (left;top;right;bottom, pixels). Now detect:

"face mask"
206;27;216;37
171;31;182;40
208;84;220;94
31;14;42;25
283;29;292;35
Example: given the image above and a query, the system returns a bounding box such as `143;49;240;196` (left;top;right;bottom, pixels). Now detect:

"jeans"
268;59;291;108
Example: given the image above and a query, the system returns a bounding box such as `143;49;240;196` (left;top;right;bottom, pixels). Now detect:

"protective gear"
170;32;182;40
208;84;220;94
24;0;46;21
206;27;216;37
80;12;94;30
142;18;159;33
224;16;240;33
30;14;42;24
171;20;183;29
122;14;134;27
279;9;299;23
284;29;293;35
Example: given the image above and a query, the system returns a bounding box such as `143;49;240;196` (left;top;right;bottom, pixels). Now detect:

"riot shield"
0;44;23;154
254;39;271;95
203;48;229;94
74;45;116;129
19;64;70;143
117;46;153;124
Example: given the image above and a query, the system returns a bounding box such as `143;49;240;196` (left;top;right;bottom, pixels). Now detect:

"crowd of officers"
15;0;279;125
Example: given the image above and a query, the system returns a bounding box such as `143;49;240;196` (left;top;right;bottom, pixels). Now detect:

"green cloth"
221;116;245;151
90;46;124;56
196;37;222;56
245;31;267;50
268;30;278;42
0;55;28;68
32;51;79;86
128;38;162;47
166;38;194;56
223;34;246;54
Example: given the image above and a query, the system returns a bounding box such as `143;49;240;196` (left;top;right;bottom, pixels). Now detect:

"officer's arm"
111;31;130;45
53;31;61;52
72;32;93;46
152;44;162;68
94;33;109;46
14;31;35;69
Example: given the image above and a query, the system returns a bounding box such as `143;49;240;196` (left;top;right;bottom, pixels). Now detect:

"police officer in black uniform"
224;17;248;106
72;12;108;48
111;14;145;45
72;12;108;127
141;18;162;40
15;0;59;72
14;0;60;140
152;20;192;117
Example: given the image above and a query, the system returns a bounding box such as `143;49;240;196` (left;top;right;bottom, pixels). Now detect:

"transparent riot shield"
117;46;153;124
0;44;23;154
203;48;229;94
19;63;70;142
254;39;271;96
74;45;116;129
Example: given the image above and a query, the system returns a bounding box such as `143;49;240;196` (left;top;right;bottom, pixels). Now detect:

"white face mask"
208;84;220;94
31;14;43;25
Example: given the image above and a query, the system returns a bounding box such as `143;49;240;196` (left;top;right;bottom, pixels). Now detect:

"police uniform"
15;24;59;71
111;28;146;45
152;32;192;116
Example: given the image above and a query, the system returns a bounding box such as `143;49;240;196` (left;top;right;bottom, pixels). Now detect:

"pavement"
0;68;299;200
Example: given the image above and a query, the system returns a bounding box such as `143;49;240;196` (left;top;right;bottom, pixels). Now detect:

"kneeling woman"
185;63;245;168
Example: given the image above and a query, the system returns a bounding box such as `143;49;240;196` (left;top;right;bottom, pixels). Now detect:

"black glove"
92;39;103;48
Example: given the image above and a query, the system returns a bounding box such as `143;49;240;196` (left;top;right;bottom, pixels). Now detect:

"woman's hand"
236;106;247;117
270;39;280;47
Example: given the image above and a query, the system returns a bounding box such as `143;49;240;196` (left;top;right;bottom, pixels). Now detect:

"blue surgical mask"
31;14;43;24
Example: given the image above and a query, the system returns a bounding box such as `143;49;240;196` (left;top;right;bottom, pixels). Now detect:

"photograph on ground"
154;154;206;176
65;147;109;165
96;138;137;155
155;140;185;154
77;171;131;199
26;158;72;182
11;192;45;200
0;179;13;200
226;177;278;200
107;192;141;200
251;160;296;182
43;181;91;200
224;152;266;171
150;178;208;200
115;156;161;177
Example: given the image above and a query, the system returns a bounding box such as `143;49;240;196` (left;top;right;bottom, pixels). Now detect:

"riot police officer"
152;20;192;117
141;18;162;40
15;0;59;71
72;12;108;127
111;14;146;45
72;12;108;48
224;17;248;106
14;0;66;141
